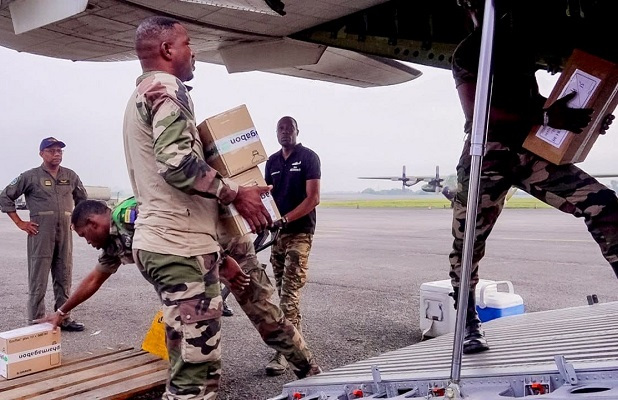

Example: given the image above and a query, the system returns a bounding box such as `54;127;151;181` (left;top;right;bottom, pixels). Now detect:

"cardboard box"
218;167;281;238
523;49;618;164
0;323;61;379
198;104;268;177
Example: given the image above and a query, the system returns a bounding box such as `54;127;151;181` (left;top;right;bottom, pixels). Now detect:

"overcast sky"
2;46;616;194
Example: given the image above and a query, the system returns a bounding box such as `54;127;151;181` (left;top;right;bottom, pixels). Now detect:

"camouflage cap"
40;137;66;151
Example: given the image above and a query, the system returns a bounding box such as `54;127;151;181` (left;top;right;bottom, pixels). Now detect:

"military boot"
452;287;490;354
265;352;288;376
294;359;323;379
222;300;234;317
306;362;322;377
463;290;490;354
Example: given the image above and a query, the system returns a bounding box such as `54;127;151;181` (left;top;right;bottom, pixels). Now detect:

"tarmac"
1;207;617;399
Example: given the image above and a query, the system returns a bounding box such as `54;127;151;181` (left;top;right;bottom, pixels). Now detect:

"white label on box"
207;128;261;158
1;343;61;363
228;192;278;232
535;68;600;148
0;322;55;339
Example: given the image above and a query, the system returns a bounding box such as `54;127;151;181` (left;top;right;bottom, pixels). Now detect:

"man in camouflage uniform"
39;199;321;380
264;116;321;375
450;0;617;355
218;231;321;378
121;16;273;399
0;137;87;331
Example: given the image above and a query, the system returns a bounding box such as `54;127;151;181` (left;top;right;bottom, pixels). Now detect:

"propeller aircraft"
359;165;444;192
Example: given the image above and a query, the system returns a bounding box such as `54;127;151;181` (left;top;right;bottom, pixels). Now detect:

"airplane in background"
0;1;616;88
359;165;444;192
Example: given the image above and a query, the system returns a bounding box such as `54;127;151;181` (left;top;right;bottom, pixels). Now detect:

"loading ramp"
271;302;618;399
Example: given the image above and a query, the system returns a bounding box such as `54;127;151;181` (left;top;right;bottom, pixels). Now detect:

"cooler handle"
478;281;514;308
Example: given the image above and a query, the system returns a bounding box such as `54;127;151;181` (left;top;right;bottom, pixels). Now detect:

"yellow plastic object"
141;310;168;360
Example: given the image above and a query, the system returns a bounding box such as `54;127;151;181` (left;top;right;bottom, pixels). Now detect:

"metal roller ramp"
270;302;618;399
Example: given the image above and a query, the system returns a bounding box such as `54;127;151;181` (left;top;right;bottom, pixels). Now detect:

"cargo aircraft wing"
1;1;616;87
0;0;423;88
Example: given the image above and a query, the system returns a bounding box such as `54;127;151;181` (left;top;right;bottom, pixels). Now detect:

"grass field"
320;196;551;209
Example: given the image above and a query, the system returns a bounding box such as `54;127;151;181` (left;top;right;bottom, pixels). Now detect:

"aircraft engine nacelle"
421;184;437;193
85;186;112;202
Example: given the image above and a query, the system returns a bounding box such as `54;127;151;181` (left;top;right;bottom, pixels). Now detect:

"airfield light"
351;388;364;397
530;382;546;394
431;386;446;396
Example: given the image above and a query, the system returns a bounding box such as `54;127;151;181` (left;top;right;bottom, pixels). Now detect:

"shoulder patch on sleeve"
9;177;19;186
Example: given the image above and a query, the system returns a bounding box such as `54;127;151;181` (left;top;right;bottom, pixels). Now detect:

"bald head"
135;16;195;81
278;116;298;130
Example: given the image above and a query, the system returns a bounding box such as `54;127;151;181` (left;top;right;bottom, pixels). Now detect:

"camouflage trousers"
220;234;317;378
450;139;618;292
270;233;313;331
135;249;222;400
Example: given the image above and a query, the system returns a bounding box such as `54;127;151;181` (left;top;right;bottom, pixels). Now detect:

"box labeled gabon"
218;167;280;237
198;104;268;177
523;49;618;164
0;323;61;379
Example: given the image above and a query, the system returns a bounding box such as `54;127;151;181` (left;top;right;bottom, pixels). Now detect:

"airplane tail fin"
434;165;441;193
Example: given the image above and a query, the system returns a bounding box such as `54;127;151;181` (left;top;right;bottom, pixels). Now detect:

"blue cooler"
476;281;524;322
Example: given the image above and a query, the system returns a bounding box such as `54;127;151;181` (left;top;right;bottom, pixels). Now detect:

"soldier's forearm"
160;155;238;203
160;155;217;196
285;197;319;223
59;269;110;314
6;211;23;227
153;116;238;202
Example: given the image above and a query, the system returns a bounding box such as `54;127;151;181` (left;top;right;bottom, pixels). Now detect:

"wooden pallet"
0;347;167;400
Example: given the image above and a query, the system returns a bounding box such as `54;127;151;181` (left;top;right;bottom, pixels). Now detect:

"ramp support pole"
448;0;496;391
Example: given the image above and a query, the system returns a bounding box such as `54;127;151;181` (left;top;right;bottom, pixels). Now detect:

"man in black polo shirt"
264;116;321;375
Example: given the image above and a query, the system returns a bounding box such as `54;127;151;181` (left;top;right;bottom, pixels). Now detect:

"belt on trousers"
29;211;72;217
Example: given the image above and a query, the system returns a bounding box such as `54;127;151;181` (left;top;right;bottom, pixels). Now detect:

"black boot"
452;287;490;354
463;290;490;354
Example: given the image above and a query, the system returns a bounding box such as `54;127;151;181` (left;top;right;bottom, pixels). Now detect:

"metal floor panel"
284;302;618;388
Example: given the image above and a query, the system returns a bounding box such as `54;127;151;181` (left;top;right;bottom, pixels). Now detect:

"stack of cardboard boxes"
198;104;280;237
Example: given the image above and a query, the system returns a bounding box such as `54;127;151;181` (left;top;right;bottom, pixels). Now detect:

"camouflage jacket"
96;198;137;274
133;71;236;200
123;71;237;257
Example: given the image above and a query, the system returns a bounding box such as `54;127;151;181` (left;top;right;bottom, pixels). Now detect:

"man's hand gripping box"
218;167;280;238
523;49;618;164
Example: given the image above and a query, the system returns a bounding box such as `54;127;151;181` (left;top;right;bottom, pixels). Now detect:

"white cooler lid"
420;279;497;294
479;292;524;309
